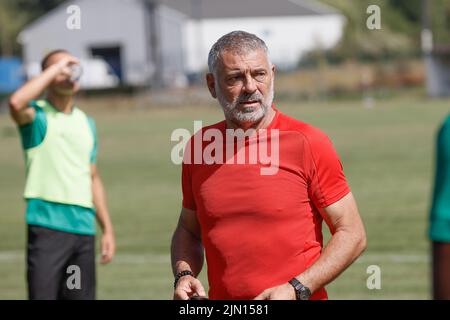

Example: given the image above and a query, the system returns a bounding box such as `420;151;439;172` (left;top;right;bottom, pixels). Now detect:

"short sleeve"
181;138;196;210
87;117;98;164
18;100;47;150
306;128;350;209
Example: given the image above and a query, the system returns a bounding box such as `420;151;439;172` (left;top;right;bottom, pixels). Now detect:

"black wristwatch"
288;278;312;300
174;270;194;288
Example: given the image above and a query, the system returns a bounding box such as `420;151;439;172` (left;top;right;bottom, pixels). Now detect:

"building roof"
154;0;340;19
19;0;340;41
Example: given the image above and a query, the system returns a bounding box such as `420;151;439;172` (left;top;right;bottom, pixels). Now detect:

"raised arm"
8;56;79;125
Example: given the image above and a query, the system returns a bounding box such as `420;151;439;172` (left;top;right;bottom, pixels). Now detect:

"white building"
18;0;345;87
163;0;345;73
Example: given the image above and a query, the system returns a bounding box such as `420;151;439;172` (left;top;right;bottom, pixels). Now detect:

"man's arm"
91;164;115;264
255;192;366;300
8;57;78;125
171;207;206;300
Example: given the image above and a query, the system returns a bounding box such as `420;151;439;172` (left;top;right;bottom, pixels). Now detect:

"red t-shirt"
181;106;350;300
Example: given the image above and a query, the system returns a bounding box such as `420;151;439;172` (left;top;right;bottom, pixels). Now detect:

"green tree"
0;1;29;56
430;0;450;45
318;0;422;62
0;0;66;56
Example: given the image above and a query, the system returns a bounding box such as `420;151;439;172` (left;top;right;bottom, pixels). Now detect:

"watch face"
300;287;312;300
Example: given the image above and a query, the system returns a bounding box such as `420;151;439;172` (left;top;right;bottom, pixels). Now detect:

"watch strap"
288;278;311;300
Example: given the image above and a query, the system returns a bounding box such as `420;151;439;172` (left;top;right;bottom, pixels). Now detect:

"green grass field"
0;91;449;299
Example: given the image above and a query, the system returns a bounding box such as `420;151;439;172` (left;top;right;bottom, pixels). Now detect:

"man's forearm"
297;229;366;294
171;225;204;277
9;64;60;111
93;174;113;233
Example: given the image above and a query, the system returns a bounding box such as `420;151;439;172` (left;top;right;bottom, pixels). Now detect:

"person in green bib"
8;50;115;300
430;114;450;300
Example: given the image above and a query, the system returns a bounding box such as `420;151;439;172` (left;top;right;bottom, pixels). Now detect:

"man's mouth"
239;100;260;106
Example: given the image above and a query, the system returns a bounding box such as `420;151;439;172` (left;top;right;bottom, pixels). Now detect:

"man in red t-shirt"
171;31;366;300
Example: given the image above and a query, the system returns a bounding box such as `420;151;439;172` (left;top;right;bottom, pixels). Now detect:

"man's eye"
254;73;266;80
228;76;242;82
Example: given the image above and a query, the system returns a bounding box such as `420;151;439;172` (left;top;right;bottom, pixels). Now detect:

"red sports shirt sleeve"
181;139;197;210
306;128;350;209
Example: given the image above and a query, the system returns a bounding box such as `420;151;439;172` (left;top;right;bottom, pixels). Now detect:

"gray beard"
217;81;274;124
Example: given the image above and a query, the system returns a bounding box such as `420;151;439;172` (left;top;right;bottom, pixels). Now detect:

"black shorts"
27;225;96;300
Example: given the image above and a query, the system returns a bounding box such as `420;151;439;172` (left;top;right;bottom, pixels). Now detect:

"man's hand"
100;231;115;264
254;283;296;300
53;56;80;79
174;275;206;300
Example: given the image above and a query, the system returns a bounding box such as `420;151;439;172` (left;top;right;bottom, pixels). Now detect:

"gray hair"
207;31;270;74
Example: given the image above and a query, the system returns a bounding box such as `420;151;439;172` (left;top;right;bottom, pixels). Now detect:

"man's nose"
242;74;257;94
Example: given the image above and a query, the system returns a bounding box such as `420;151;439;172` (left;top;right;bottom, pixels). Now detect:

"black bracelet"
174;270;194;288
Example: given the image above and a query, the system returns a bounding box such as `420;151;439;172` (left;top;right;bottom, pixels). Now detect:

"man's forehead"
47;52;71;65
219;49;270;70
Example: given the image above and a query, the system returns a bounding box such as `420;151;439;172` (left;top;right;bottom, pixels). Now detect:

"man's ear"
271;64;276;77
206;73;217;98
